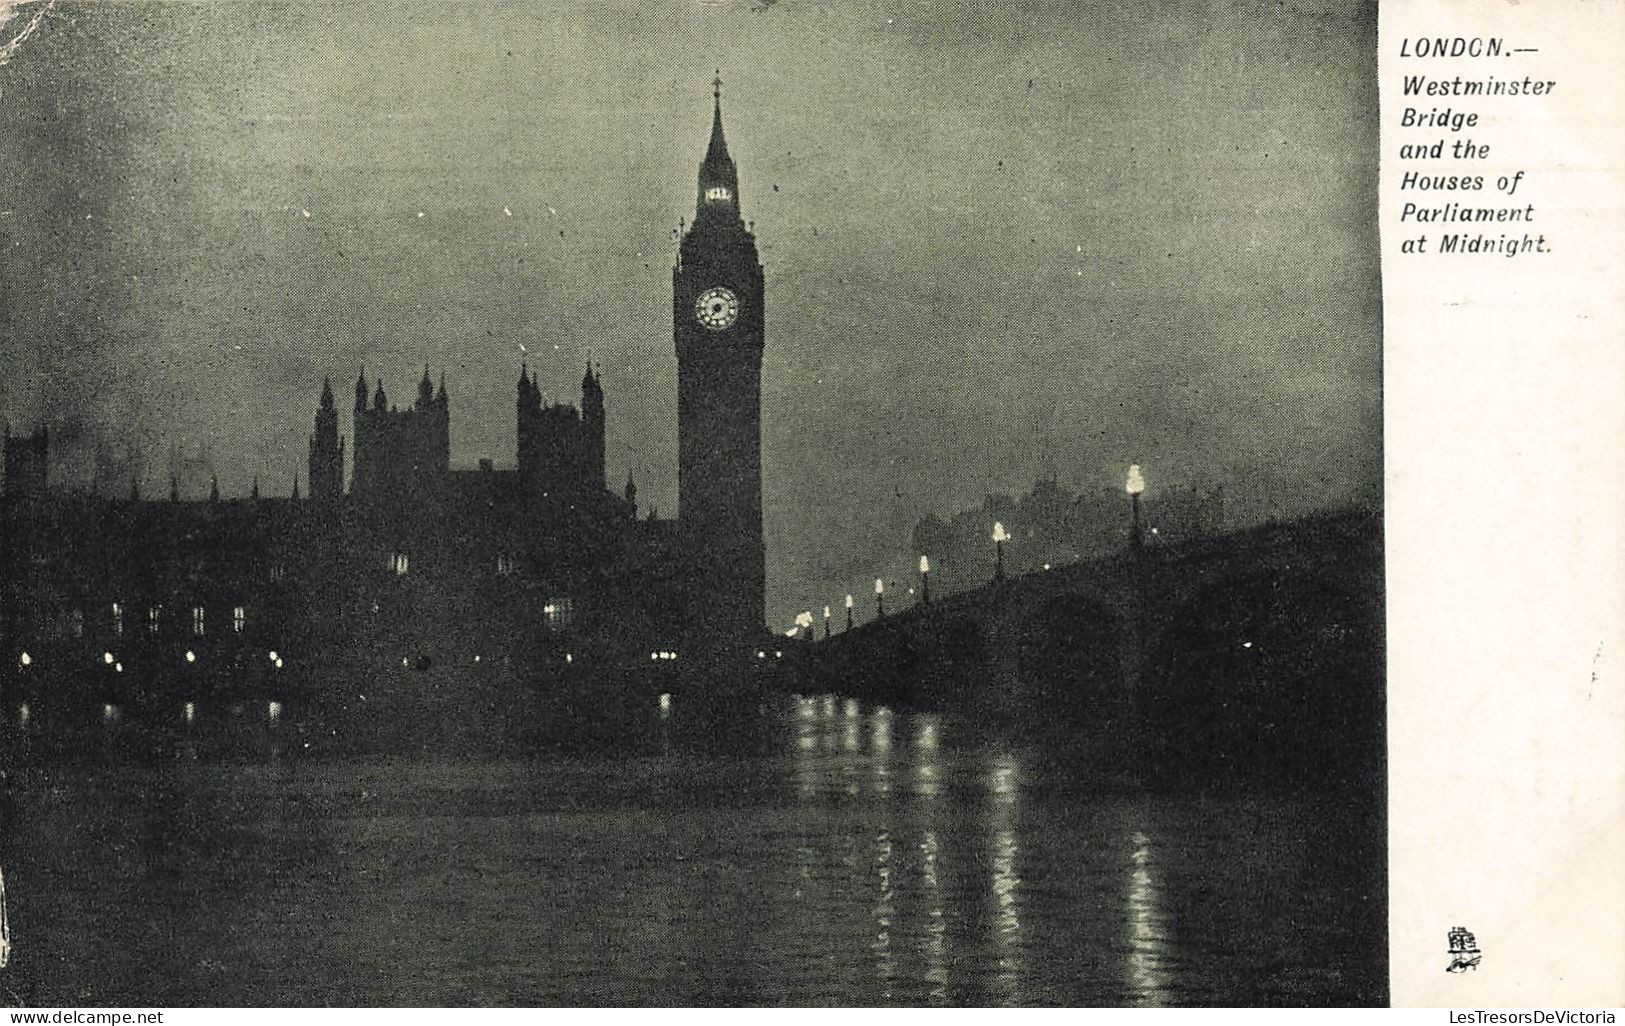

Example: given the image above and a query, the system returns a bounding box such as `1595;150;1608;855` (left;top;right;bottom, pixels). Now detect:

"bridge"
789;509;1384;785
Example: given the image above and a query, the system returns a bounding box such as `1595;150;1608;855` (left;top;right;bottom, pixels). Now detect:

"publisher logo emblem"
1446;925;1481;973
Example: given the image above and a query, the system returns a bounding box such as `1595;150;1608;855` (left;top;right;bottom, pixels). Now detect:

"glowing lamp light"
844;594;854;609
823;605;831;619
565;653;574;664
275;658;284;669
874;578;885;595
19;652;31;667
1126;464;1146;496
103;651;114;665
992;522;1009;543
919;555;931;574
185;650;196;663
115;662;123;673
658;692;672;714
269;650;279;662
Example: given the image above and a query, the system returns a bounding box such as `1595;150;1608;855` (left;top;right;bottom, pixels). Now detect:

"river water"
0;692;1384;1006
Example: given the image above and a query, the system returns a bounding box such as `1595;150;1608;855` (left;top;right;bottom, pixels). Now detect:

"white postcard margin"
1383;0;1625;1007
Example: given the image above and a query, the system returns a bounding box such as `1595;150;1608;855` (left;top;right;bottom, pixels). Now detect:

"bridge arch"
1011;591;1130;714
1144;563;1382;787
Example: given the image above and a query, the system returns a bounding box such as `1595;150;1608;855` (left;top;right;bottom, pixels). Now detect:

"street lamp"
992;521;1009;581
875;577;886;620
919;555;931;605
1126;464;1146;552
844;593;854;632
823;604;832;639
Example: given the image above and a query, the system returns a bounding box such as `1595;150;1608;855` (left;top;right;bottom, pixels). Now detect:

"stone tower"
673;75;766;643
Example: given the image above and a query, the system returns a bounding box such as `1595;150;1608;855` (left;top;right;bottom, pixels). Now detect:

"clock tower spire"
674;75;766;647
697;70;741;219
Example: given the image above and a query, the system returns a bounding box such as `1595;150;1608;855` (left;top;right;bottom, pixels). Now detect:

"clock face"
694;286;740;331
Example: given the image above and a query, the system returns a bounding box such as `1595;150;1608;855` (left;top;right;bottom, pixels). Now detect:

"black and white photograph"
0;0;1386;1007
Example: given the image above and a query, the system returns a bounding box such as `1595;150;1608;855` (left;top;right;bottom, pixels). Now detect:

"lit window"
391;553;409;576
233;606;246;633
496;553;516;576
543;597;574;631
147;606;162;636
112;602;123;636
269;564;286;583
192;606;205;636
705;186;731;201
70;608;84;638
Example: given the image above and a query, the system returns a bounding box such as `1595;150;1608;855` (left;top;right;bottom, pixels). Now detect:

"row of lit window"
391;553;527;578
368;595;573;629
52;603;248;639
35;596;568;639
15;700;285;727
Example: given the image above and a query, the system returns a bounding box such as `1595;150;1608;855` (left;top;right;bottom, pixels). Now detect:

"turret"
373;380;387;412
581;363;605;491
517;363;536;411
310;375;344;500
416;364;434;410
355;367;368;413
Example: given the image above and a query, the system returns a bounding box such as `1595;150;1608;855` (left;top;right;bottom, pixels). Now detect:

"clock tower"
675;75;766;644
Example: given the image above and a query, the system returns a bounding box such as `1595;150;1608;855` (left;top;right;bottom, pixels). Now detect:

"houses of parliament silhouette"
1;81;772;722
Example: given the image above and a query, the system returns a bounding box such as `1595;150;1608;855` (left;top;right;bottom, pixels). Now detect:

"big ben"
674;75;766;644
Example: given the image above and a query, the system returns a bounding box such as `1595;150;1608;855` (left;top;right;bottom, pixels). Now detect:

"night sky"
1;0;1379;628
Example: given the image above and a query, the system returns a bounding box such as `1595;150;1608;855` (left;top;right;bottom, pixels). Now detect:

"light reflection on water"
988;752;1024;1005
1126;830;1168;1007
0;690;1383;1006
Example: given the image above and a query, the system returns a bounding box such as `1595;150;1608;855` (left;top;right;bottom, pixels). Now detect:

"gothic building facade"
0;84;773;727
